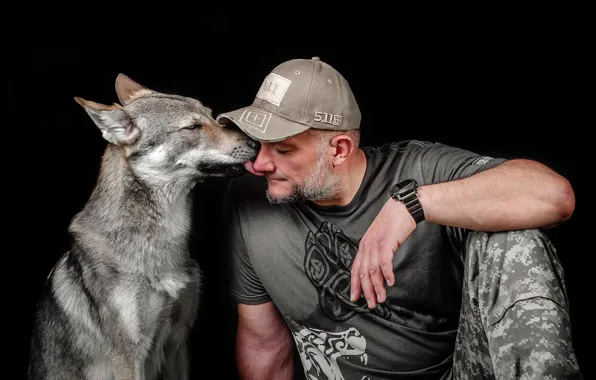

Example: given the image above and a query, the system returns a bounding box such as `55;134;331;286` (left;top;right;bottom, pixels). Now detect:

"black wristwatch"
389;179;425;224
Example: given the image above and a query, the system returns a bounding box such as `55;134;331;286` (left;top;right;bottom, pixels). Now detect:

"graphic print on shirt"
304;221;392;321
287;318;370;380
293;221;391;379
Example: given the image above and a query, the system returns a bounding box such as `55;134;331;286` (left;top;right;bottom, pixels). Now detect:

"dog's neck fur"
69;145;194;280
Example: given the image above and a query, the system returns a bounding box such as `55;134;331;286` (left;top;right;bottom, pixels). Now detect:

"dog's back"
28;74;258;380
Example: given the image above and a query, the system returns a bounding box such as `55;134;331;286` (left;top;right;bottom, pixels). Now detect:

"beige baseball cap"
216;57;361;142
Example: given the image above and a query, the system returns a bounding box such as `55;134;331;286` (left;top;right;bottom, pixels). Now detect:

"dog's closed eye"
181;123;202;130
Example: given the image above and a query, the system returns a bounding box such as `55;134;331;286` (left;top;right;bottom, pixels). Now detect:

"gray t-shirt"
225;140;508;380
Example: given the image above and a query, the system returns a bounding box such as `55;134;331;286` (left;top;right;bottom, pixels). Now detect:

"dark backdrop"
5;3;590;379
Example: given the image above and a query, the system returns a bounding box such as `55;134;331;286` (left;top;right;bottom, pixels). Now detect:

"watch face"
396;179;416;193
391;179;417;199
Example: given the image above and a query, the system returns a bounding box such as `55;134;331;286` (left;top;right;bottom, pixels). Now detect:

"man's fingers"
380;247;395;286
350;253;362;302
360;269;376;309
368;248;387;304
352;239;397;307
358;250;377;308
370;265;386;303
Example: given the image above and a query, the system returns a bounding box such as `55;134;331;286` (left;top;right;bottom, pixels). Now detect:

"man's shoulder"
362;140;438;172
364;139;437;157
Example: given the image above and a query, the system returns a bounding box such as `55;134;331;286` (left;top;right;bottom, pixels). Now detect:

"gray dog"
27;74;259;380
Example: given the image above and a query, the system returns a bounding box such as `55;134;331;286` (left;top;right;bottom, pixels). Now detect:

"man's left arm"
418;158;575;231
350;156;576;308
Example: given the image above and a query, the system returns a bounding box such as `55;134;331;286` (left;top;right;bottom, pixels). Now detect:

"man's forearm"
236;337;294;380
417;159;576;231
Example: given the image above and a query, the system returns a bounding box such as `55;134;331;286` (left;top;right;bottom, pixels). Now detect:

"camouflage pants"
452;228;583;379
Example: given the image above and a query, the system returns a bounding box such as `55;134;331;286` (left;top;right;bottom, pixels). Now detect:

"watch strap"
398;191;425;224
390;180;425;224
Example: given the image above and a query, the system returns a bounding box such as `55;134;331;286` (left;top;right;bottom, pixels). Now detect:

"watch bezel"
389;179;425;223
390;179;418;201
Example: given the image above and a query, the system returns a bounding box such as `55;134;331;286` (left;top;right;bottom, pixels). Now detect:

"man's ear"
74;97;140;146
330;134;356;167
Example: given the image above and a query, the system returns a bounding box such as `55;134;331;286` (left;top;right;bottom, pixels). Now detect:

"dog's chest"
145;289;169;328
110;274;187;345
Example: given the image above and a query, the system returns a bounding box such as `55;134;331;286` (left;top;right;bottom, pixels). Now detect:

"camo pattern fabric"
452;228;583;379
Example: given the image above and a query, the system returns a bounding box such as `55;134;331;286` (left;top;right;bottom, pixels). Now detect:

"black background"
5;3;590;379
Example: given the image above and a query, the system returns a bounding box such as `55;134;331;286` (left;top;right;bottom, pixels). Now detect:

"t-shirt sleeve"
413;141;509;253
417;141;508;185
225;183;272;305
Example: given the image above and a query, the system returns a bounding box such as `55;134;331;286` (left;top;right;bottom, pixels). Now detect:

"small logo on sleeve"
472;156;494;166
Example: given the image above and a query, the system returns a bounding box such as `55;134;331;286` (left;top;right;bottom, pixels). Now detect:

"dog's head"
75;74;259;184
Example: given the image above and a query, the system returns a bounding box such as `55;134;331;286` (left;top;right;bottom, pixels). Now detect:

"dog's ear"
115;73;152;105
74;97;141;146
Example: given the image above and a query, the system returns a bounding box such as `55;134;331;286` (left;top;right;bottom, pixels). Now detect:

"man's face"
248;131;342;204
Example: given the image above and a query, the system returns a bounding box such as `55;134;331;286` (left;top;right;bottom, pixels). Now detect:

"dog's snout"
246;139;260;150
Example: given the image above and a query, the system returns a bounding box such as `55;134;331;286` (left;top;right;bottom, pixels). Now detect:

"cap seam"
303;60;317;126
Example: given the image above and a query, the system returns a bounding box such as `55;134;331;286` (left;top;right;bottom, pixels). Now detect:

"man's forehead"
274;130;314;146
274;139;297;147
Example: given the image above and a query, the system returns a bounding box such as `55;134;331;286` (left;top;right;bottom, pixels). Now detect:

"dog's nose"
247;139;260;150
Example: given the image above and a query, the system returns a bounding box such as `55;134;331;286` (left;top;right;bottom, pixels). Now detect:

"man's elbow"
523;158;576;224
551;176;576;224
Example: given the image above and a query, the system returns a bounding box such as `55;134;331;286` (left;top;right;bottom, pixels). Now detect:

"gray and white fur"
27;74;259;380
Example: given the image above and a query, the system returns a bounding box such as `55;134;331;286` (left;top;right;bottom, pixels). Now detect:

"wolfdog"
27;74;259;379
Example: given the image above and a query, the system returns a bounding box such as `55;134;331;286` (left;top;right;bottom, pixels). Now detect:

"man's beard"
266;150;342;204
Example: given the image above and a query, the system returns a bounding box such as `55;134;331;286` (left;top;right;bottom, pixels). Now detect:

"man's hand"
350;197;416;309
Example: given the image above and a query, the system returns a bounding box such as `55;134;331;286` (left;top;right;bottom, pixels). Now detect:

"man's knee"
467;228;561;270
464;228;569;327
456;229;582;378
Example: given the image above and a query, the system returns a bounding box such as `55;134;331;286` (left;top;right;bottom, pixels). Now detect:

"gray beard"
266;152;342;205
266;184;338;204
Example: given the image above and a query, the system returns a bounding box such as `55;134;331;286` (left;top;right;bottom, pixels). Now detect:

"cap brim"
216;106;310;143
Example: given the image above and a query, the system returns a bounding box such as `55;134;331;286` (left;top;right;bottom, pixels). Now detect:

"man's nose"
253;145;275;173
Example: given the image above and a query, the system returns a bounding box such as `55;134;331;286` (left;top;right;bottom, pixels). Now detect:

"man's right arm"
236;301;294;380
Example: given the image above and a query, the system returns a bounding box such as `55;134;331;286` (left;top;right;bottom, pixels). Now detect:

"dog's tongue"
243;161;264;176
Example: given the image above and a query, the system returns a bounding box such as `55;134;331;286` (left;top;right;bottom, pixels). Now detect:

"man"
216;56;582;379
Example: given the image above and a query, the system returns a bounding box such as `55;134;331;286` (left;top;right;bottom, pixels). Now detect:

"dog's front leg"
134;359;146;380
161;309;193;380
112;353;146;380
161;338;190;380
162;264;200;380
